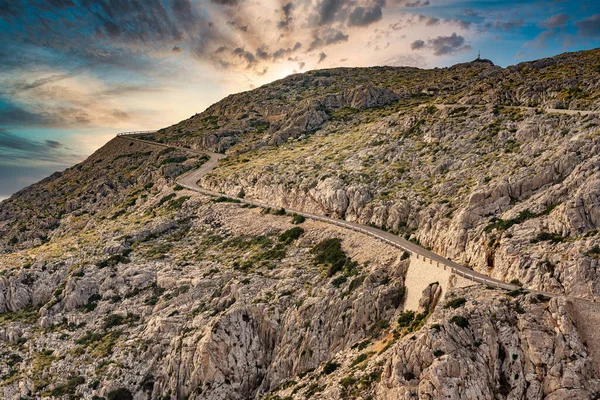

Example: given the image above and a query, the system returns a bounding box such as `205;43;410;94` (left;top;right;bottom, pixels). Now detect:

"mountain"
0;48;600;400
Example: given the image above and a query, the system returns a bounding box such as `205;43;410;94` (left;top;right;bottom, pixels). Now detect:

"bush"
331;275;347;287
273;207;286;216
444;297;466;309
103;314;125;329
214;196;241;203
322;361;340;375
279;227;304;244
397;311;415;328
166;196;190;211
350;353;368;367
157;193;176;207
291;214;306;224
96;254;130;268
433;349;445;357
530;231;565;244
107;388;133;400
310;238;358;277
450;315;469;328
400;251;410;261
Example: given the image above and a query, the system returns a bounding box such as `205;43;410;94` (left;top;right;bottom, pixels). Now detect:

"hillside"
0;48;600;400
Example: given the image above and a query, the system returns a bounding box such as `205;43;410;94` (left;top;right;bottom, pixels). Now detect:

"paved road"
419;103;599;116
116;133;597;302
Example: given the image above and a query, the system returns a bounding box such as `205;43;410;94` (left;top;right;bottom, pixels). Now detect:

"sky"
0;0;599;200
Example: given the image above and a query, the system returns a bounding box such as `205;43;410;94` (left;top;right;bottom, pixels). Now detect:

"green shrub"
214;196;241;203
47;376;85;397
531;231;565;244
272;207;286;216
450;315;469;328
279;227;304;244
586;245;600;258
103;314;125;329
444;297;466;309
107;388;133;400
322;361;340;375
331;275;347;287
291;214;306;224
96;254;130;268
160;156;188;166
350;353;368;367
397;311;415;328
310;238;358;277
166;196;190;211
157;193;176;207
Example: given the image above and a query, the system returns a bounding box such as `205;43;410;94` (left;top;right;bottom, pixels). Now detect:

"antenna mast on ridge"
477;50;481;60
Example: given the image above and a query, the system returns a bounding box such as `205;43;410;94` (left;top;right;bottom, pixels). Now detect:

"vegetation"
291;214;306;224
450;315;469;328
279;227;304;244
444;297;466;309
310;238;358;277
322;361;340;375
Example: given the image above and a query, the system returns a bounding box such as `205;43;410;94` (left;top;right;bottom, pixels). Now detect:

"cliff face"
1;48;600;400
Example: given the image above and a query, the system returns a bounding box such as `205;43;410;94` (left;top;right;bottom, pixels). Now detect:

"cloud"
404;0;429;7
575;14;600;38
318;52;328;63
314;0;347;26
172;46;184;53
278;2;294;29
493;19;524;31
348;6;383;27
308;30;349;50
410;39;425;50
540;13;570;29
0;130;80;166
411;33;470;56
429;33;469;56
211;0;242;6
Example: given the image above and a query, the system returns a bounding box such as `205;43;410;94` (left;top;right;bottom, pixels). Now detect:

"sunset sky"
1;0;599;199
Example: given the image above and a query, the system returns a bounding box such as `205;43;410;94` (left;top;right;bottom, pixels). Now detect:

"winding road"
116;132;595;302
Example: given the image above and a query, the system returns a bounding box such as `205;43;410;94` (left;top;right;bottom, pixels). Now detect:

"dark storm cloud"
540;13;570;29
318;52;327;63
308;30;349;50
410;39;425;49
575;14;600;37
348;6;383;27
